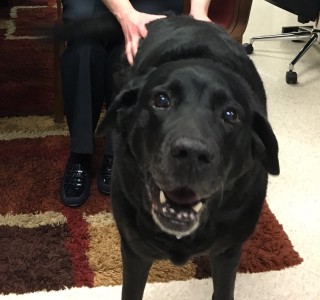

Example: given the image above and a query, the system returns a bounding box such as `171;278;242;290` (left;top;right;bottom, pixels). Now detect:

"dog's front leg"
121;239;153;300
209;245;242;300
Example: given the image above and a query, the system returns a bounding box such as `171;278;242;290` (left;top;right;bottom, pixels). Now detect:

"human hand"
117;10;166;65
190;13;212;23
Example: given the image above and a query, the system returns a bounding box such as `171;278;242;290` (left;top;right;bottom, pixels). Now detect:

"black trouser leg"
61;0;109;154
60;40;107;154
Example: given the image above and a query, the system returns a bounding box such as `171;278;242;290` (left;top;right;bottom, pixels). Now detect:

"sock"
68;152;91;169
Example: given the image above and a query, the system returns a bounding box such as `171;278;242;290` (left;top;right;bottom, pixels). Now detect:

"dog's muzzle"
148;137;217;238
150;185;206;239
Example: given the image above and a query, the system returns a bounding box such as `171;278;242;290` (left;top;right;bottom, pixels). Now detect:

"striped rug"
0;119;303;295
0;1;303;297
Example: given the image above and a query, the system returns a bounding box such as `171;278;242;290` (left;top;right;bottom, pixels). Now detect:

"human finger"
125;41;134;65
130;34;140;62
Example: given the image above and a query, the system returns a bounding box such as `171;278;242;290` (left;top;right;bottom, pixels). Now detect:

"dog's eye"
222;109;240;123
153;93;170;108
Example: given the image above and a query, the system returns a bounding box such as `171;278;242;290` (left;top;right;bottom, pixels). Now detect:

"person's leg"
60;0;109;206
97;45;122;195
61;0;109;155
97;0;185;196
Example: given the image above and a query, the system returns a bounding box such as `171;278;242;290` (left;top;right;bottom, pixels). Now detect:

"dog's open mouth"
151;185;205;238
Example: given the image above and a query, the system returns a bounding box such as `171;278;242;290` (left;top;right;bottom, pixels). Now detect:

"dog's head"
106;59;279;238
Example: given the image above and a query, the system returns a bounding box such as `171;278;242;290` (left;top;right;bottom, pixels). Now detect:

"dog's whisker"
218;181;224;208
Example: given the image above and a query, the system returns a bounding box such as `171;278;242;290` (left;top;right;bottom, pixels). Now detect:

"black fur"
61;15;280;300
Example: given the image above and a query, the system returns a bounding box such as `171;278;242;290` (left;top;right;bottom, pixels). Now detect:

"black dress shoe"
60;163;90;207
97;155;113;195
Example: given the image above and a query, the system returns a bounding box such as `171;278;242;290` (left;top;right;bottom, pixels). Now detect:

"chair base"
243;25;319;84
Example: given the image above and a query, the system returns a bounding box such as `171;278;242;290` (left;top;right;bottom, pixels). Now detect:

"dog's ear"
95;76;144;137
107;81;140;123
251;112;280;175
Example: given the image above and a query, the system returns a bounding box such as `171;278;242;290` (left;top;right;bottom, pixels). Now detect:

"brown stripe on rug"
0;212;74;294
0;135;303;294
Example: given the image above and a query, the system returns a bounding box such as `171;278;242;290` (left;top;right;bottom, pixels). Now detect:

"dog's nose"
170;137;212;165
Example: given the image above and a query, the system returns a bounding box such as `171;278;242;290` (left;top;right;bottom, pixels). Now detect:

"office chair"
243;0;320;84
184;0;253;43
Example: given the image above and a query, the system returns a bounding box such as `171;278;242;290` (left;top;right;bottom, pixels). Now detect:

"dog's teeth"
160;191;166;204
169;208;175;214
192;202;203;213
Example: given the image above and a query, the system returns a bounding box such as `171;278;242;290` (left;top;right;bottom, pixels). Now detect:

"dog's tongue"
164;188;198;205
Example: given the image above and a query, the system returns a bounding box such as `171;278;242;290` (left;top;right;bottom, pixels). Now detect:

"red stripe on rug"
239;201;304;272
0;39;54;117
0;5;55;117
62;207;95;288
192;202;303;278
0;136;110;215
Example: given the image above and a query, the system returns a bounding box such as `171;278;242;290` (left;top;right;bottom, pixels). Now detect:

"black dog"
58;15;279;300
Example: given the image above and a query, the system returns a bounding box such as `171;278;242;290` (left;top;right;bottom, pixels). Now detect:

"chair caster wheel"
286;71;297;84
243;43;253;55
